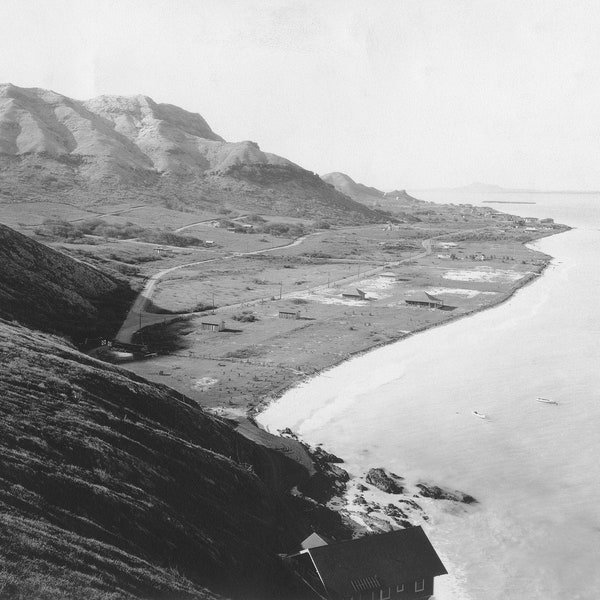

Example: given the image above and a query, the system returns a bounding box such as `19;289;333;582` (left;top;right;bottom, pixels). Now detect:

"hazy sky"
1;0;600;190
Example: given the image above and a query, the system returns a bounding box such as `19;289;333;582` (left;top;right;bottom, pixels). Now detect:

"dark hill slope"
0;84;380;224
0;319;307;599
0;224;134;341
321;172;423;220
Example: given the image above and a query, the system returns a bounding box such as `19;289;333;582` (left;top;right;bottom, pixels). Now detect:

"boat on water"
472;410;487;419
536;397;558;405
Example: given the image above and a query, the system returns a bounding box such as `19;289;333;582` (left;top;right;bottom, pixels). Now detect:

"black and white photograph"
0;2;599;599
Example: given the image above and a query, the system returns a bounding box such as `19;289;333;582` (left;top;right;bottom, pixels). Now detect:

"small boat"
536;397;558;405
472;410;487;419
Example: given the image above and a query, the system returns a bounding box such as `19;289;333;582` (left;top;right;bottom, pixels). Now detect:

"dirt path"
114;231;327;343
173;214;250;233
68;205;147;223
114;233;433;344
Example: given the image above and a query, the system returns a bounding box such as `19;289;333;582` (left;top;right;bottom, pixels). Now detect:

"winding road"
114;231;328;343
114;231;434;344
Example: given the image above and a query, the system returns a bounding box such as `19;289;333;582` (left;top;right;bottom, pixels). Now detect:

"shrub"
313;219;331;229
232;310;259;322
35;219;82;240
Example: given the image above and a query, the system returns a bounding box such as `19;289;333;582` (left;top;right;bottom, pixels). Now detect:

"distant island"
419;181;599;194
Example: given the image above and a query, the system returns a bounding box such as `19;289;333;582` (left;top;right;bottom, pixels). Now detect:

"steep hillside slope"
0;84;379;223
321;171;384;205
0;319;307;599
0;224;134;341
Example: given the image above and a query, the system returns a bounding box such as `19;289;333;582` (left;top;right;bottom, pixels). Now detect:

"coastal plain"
33;201;564;421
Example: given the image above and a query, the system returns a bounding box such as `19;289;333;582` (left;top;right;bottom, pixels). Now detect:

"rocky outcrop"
365;468;405;494
298;445;350;503
416;483;478;504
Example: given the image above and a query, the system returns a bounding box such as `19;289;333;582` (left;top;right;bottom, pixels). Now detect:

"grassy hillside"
0;319;309;599
0;224;135;342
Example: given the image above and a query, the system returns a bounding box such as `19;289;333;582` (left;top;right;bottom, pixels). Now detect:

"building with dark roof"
405;292;443;309
342;288;367;301
287;526;447;600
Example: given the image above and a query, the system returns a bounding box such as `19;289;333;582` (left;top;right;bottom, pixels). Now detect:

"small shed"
288;527;447;600
342;288;367;300
405;292;444;309
201;320;225;332
279;310;300;320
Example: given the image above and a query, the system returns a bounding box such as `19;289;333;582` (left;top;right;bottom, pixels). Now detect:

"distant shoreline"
414;188;600;195
483;200;536;205
252;228;569;423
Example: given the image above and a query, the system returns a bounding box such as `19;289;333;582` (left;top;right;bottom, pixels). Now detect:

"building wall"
346;577;435;600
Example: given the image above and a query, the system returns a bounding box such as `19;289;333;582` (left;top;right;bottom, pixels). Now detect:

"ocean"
257;192;600;600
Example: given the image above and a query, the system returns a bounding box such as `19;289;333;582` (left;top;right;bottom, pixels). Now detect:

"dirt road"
114;234;433;344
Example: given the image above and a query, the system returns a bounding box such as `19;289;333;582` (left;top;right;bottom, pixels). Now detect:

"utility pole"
212;291;215;314
279;282;283;299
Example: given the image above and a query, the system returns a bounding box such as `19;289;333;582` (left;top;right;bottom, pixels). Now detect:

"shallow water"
258;193;600;600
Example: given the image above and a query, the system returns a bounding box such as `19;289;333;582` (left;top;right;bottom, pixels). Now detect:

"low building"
279;310;300;320
405;292;444;309
200;320;225;332
342;288;367;300
287;527;447;600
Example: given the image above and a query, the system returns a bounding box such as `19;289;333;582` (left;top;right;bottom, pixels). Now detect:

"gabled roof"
307;527;447;599
424;292;442;302
302;532;334;550
406;292;443;304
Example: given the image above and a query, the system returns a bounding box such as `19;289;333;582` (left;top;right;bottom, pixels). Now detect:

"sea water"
257;193;600;600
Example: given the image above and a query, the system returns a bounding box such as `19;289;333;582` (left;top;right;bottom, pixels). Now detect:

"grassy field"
122;223;560;417
1;198;565;416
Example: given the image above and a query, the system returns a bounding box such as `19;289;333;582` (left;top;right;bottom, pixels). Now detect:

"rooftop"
307;526;447;598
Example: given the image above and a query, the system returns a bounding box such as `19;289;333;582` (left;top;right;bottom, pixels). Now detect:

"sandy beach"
256;192;600;600
122;224;561;423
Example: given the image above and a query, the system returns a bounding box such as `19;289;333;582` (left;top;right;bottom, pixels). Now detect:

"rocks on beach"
416;482;478;504
365;467;405;494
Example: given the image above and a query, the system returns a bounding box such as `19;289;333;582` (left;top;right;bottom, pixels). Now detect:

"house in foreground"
286;526;447;600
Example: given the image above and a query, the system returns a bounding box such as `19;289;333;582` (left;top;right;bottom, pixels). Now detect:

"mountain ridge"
0;84;379;223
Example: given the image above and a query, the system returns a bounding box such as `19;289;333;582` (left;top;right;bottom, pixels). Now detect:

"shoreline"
251;227;572;600
249;232;562;424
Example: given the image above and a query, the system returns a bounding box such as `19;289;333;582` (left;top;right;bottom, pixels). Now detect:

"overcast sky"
1;0;600;190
